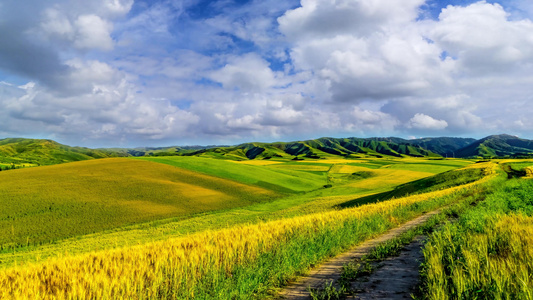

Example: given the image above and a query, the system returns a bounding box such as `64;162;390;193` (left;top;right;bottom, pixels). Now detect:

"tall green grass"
420;177;533;299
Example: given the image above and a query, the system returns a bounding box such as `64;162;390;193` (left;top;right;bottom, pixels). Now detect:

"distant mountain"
454;134;533;158
182;137;442;160
0;138;125;166
3;134;532;166
403;137;477;157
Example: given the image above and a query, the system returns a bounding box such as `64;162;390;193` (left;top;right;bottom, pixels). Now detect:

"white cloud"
279;0;452;102
279;0;424;39
407;113;448;130
73;15;114;50
4;0;533;147
431;1;533;73
103;0;134;17
209;54;281;92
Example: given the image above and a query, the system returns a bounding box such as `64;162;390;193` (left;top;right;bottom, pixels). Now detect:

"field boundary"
278;208;444;299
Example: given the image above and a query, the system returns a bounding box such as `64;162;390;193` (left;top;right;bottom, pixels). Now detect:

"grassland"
0;156;469;267
0;138;121;166
0;153;496;299
137;156;328;193
420;161;533;299
0;161;493;299
0;158;279;250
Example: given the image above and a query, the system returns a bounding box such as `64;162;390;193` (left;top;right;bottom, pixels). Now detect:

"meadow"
0;156;469;265
420;161;533;299
0;162;493;299
1;153;515;299
0;158;279;250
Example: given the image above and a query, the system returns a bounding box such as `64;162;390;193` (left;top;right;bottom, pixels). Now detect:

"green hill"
0;138;124;167
454;134;533;158
4;134;533;164
398;137;476;157
0;158;279;249
181;137;443;160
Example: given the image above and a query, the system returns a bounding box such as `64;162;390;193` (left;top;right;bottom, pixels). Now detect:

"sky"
1;0;533;147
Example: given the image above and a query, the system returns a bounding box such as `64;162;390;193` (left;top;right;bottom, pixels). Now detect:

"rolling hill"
454;134;533;158
390;137;476;157
0;158;279;248
183;137;443;160
0;138;124;167
2;134;533;166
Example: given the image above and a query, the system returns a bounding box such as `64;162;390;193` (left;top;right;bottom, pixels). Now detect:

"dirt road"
278;209;441;299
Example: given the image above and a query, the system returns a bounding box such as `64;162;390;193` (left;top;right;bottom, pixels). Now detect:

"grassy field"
420;161;533;299
0;154;497;299
0;158;279;250
0;162;493;299
137;156;328;193
0;156;470;267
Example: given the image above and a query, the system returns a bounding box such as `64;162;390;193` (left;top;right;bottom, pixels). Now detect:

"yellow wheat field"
0;163;495;299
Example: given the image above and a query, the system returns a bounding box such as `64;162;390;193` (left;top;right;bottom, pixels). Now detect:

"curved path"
278;209;442;299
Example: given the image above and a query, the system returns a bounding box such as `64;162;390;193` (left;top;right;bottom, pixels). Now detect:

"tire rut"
277;209;442;299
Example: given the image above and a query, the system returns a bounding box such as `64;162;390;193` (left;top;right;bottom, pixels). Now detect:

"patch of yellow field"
348;169;434;189
330;164;373;174
268;164;330;172
308;159;366;164
230;160;284;166
121;200;182;216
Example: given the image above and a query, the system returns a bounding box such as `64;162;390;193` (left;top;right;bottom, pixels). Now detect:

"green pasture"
0;158;279;251
137;156;328;193
0;156;479;268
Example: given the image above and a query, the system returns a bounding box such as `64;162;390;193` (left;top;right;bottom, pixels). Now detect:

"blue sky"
1;0;533;147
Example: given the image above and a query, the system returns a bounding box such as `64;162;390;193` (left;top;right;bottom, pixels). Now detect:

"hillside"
454;134;533;158
183;137;443;160
372;137;476;157
400;137;476;157
0;138;124;167
3;134;533;164
0;158;279;248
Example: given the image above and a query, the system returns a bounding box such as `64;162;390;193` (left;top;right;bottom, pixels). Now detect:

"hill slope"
184;137;443;160
0;158;279;249
0;138;123;166
4;134;533;163
455;134;533;158
398;137;476;157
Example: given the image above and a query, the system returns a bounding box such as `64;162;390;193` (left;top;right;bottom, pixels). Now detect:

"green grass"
337;167;485;209
0;157;473;268
0;158;279;250
0;138;120;166
153;182;483;299
419;173;533;299
137;156;328;193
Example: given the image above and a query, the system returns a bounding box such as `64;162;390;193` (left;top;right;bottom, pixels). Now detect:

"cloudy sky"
1;0;532;147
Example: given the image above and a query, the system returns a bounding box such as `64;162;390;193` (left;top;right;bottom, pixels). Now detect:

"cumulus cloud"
407;113;448;130
2;0;533;147
210;54;281;92
279;0;453;102
430;1;533;73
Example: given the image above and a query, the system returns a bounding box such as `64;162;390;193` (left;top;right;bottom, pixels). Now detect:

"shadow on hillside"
335;191;395;209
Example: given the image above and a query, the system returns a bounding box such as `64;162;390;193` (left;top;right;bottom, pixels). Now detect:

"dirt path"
347;236;425;299
278;209;441;299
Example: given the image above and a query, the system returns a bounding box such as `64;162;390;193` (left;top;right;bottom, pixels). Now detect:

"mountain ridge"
1;134;532;167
